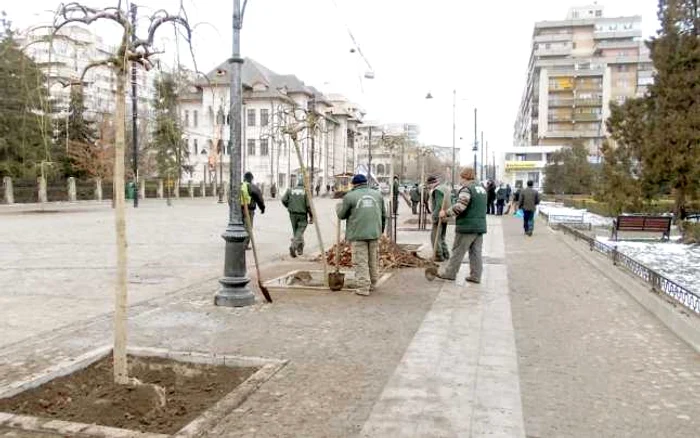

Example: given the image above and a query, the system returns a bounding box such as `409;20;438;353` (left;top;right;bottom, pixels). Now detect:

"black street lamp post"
215;0;255;307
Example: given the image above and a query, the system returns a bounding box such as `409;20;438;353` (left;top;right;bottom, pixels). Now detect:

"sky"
5;0;659;165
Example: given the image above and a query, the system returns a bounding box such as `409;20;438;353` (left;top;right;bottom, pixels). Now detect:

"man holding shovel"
432;167;487;284
427;174;451;262
337;174;386;296
282;179;312;258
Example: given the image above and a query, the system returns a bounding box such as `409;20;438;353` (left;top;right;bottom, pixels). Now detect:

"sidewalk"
505;215;700;437
2;214;700;437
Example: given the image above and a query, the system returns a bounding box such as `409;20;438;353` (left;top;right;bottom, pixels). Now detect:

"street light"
215;0;255;307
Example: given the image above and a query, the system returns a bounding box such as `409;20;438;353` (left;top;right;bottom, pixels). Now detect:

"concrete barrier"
3;177;13;204
38;177;47;203
67;177;77;202
95;178;103;201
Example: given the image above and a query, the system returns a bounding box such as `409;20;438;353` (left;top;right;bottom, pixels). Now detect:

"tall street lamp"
215;0;255;307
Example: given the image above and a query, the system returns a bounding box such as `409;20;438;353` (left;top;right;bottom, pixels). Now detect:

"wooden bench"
611;215;672;241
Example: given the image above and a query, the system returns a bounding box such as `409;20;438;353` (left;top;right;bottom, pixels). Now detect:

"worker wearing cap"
241;171;265;250
282;178;312;258
435;167;487;284
336;174;387;296
427;174;451;262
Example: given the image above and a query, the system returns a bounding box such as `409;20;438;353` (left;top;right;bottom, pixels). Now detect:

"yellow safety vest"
240;181;252;205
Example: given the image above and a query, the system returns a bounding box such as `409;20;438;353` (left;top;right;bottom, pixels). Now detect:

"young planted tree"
150;74;191;185
0;13;53;178
53;2;192;384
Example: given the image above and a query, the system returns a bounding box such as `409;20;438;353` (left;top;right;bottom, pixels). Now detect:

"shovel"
243;203;272;303
328;219;345;291
424;216;443;281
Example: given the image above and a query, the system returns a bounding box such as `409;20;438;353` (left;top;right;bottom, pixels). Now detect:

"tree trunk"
292;135;328;285
674;184;686;222
113;69;129;385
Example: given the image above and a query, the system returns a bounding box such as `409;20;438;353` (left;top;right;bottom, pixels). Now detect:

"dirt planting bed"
322;235;428;269
0;355;258;435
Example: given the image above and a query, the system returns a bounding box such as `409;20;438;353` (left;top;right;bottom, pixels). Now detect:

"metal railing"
558;224;700;315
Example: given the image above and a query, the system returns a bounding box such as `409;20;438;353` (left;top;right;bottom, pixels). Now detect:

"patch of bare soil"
0;355;258;434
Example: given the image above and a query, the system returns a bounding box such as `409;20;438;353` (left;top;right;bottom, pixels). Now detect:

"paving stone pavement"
361;218;525;438
505;215;700;438
0;197;341;348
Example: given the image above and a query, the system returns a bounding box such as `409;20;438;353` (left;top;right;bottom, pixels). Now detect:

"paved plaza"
1;199;700;437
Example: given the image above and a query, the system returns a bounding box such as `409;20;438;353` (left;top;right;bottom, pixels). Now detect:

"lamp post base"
215;225;255;307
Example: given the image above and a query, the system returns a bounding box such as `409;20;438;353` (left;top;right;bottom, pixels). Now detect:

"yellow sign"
505;161;538;171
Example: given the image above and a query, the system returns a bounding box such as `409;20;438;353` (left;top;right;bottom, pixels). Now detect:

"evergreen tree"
55;86;98;177
149;74;190;181
543;142;595;195
0;13;53;178
645;0;700;214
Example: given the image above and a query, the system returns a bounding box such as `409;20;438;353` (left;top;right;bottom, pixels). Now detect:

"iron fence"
560;224;700;315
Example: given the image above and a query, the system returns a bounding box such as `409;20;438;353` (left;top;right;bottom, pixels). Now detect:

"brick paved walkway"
505;216;700;437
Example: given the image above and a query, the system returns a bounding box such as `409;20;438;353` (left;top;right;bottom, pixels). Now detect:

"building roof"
196;58;321;100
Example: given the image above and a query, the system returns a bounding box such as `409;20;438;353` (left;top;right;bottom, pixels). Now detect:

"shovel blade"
328;272;345;291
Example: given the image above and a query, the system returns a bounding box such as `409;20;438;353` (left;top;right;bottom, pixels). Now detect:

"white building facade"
500;145;565;189
18;25;154;121
178;59;364;195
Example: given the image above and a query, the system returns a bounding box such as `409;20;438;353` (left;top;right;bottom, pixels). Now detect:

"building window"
247;139;256;156
184;110;189;127
193;110;198;128
247;109;256;126
595;10;602;17
194;139;198;155
278;173;286;188
260;138;269;156
261;109;269;127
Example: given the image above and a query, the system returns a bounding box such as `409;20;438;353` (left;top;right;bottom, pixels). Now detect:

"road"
0;196;353;348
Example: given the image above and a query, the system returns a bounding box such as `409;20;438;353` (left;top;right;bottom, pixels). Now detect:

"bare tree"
52;1;192;385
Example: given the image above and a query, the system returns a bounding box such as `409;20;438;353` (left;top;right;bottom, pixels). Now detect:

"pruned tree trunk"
113;67;129;385
291;136;328;285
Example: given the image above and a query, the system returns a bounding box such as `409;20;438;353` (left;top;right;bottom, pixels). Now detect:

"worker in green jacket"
434;167;487;284
282;179;312;257
337;174;387;296
427;174;451;262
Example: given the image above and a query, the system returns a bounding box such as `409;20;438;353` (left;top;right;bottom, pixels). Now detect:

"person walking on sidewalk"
496;183;508;216
337;174;387;296
242;172;265;250
434;167;487;284
486;180;496;215
392;175;400;215
519;180;540;236
428;174;451;262
282;179;312;258
409;184;420;214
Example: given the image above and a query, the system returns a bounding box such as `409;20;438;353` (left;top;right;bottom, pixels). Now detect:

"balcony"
548;99;574;107
594;30;642;40
575;84;602;92
574;113;601;122
534;33;573;43
574;97;602;107
548;115;572;123
535;47;571;57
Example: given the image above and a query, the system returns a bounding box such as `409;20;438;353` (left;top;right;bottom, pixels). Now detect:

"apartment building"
513;5;653;158
18;25;154;120
178;58;364;194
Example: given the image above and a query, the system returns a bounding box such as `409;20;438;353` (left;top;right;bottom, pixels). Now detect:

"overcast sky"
6;0;658;163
